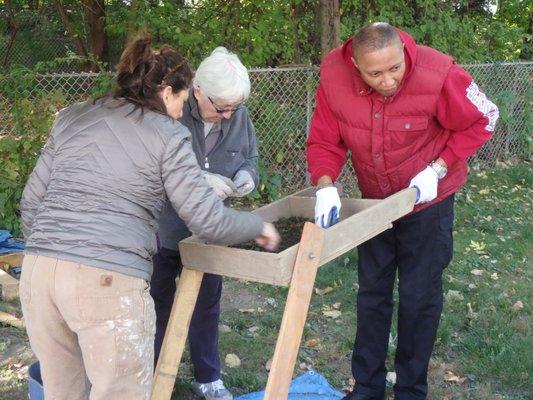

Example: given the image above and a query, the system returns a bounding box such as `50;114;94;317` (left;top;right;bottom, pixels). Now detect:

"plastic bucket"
28;361;44;400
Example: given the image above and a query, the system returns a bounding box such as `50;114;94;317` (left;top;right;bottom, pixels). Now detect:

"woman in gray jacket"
19;36;279;400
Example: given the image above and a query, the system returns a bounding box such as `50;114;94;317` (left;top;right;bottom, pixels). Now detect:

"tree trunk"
52;0;90;68
83;0;108;70
221;0;240;51
125;0;139;46
320;0;340;58
28;0;40;10
523;11;532;60
290;1;303;64
2;0;19;67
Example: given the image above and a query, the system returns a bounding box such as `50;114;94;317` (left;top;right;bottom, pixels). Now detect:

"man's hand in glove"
232;170;255;197
408;166;438;204
314;186;341;228
203;171;237;200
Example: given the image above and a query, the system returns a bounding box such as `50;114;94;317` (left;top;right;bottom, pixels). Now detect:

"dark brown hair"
112;35;192;116
352;22;402;60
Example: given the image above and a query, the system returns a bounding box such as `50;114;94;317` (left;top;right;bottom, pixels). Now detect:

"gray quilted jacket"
20;98;263;281
157;91;259;250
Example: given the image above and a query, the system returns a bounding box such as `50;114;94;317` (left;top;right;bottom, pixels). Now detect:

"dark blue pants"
352;195;454;400
151;247;222;383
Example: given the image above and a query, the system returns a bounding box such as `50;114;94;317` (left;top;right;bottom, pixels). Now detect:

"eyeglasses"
208;97;244;114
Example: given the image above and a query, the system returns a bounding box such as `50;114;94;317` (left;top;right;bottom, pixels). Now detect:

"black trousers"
150;247;222;383
352;195;454;400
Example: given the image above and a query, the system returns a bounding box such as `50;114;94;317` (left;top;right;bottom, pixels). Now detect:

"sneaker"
193;379;233;400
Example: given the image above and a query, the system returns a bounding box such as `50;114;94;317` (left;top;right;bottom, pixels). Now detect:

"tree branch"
2;0;20;67
52;0;89;60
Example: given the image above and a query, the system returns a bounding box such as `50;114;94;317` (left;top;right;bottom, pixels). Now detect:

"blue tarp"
0;230;25;254
236;371;344;400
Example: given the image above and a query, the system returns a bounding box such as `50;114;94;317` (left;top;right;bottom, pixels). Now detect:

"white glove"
314;186;341;228
232;170;255;197
408;165;438;205
203;171;237;200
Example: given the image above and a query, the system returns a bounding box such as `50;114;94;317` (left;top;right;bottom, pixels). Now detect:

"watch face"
431;162;447;179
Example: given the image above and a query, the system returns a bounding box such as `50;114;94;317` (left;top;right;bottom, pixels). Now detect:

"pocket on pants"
76;267;143;323
436;197;455;268
19;254;38;307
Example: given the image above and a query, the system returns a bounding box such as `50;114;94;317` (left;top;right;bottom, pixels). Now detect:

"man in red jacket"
307;23;498;400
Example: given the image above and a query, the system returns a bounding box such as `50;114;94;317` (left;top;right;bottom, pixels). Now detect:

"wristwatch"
317;182;334;190
429;161;448;179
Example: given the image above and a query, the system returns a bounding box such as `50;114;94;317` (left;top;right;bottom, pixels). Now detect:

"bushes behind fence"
1;63;531;236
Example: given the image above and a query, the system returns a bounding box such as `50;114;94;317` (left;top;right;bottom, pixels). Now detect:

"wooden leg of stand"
151;267;204;400
264;222;325;399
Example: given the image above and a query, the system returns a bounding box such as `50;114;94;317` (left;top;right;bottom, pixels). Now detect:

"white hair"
193;47;251;103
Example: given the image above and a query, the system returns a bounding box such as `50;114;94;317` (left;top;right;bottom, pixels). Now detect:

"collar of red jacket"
341;28;417;96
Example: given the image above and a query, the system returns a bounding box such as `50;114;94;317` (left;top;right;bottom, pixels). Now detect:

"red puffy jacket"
307;30;498;211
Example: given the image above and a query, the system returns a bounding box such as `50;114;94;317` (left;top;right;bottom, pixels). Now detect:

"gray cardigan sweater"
20;98;263;281
157;92;259;250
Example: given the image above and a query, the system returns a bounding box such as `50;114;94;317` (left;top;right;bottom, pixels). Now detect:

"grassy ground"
1;161;531;399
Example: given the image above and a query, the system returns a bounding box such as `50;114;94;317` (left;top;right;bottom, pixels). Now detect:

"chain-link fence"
1;63;531;194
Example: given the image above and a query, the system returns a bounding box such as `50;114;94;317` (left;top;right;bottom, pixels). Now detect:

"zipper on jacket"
204;157;210;169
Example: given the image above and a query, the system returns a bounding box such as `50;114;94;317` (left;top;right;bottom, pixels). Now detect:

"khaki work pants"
20;254;155;400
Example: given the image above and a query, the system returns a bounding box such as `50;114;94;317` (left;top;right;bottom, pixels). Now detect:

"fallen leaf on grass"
304;338;320;347
467;303;479;319
322;310;342;319
341;377;356;393
16;365;28;380
265;297;277;307
445;290;464;301
238;307;264;314
491;272;499;280
265;358;272;371
445;274;457;283
315;287;334;295
299;362;310;371
512;301;524;311
443;370;467;384
225;353;241;368
470;269;484;276
386;371;397;385
332;302;341;309
469;241;487;255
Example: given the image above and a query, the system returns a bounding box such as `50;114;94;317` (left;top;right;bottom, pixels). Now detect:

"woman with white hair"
153;47;258;400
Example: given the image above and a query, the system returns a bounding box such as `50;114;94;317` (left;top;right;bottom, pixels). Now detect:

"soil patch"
231;217;311;252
